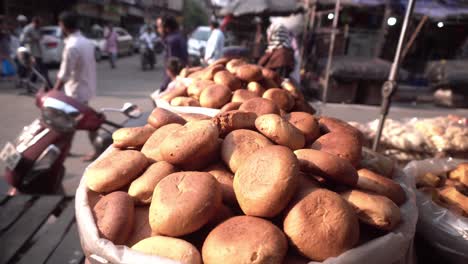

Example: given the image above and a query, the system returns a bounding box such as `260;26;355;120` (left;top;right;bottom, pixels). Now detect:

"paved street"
0;54;467;196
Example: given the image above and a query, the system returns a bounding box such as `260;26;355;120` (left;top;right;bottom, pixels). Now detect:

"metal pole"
322;0;341;103
372;0;416;151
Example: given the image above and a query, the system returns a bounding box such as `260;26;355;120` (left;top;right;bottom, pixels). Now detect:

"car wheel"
95;49;102;62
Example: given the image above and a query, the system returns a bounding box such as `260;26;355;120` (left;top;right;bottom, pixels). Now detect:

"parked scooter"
0;47;141;195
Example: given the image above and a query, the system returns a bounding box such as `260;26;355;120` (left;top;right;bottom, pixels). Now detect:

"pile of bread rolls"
416;163;468;216
158;58;316;116
84;105;407;264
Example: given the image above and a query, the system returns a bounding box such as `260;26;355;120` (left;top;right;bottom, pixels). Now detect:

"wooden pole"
322;0;341;103
300;1;316;69
374;0;392;58
401;15;428;62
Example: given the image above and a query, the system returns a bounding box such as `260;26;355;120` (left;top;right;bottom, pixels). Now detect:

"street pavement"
0;54;467;195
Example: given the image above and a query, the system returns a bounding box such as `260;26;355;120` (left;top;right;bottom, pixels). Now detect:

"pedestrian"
258;22;295;79
105;24;118;69
20;16;52;86
204;20;225;65
156;15;188;92
15;15;28;38
53;11;98;161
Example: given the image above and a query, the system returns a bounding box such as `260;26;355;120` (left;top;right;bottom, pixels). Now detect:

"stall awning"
217;0;303;17
399;0;468;19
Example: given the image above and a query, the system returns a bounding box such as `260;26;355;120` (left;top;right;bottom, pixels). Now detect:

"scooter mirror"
16;46;33;67
121;103;141;118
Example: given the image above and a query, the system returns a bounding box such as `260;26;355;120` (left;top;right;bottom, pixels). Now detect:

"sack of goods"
404;159;468;263
75;57;417;264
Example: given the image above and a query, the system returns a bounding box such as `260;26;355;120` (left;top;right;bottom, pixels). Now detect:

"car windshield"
191;29;210;41
40;28;58;37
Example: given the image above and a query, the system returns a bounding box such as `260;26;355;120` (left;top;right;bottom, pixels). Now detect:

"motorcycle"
0;47;142;195
140;41;156;71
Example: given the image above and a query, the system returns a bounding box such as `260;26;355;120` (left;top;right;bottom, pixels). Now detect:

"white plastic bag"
403;159;468;262
76;155;417;264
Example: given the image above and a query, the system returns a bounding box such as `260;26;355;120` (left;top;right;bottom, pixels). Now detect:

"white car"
90;27;134;60
40;26;64;65
188;26;211;58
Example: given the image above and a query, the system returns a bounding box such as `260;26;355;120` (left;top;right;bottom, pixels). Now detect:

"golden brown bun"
311;132;362;168
160;85;188;103
212;110;257;137
201;64;225;80
199;84;232;109
356;168;406;205
204;163;237;207
283;188;359;261
132;236;202;264
234;145;299;217
141;123;183;162
149;171;222;236
449;163;468;186
93;191;134;245
86;150;148;193
180;66;203;77
112;125;155;148
214;70;241;91
231;89;259;103
235;64;263;82
147;108;186;129
221;129;273;173
318;116;363;144
226;59;247;74
294;149;358;186
247;81;266;96
282;80;304;100
202;216;288;264
126;206;153;247
292;99;316;115
262;88;295;111
284;112;320;144
341;190;401;231
219;101;242;113
255;114;305;150
239;97;281;116
438;187;468;215
128;161;177;204
211;57;230;66
159;120;220;170
178;112;211;121
261;68;281;84
187;80;215;99
170;96;201;106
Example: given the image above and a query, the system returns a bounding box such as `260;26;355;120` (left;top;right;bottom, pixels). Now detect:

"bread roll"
226;59;247;74
187;80;215;99
235;64;263;82
255;114;305;150
201;64;225;80
180;66;203;78
222;129;273;173
202;216;288;264
212;110;257;137
247;81;265;96
150;171;222;236
356;168;406;205
141;123;183;162
211;57;230;66
128;161;177;204
199;84;232;109
263;88;295;111
284;112;320;144
214;70;241;91
261;68;281;85
231;89;258;103
132;236;202;264
86;150;148;193
159;120;220;170
159;83;188;102
282;80;304;100
126;206;153;247
234;145;299;217
179;112;211;121
147;108;186;129
93;191;134;245
283;188;359;261
219;102;242;113
112;125;155;148
341;190;401;231
318;116;363;143
311;132;362;167
239;97;281;116
170;96;201;106
204;163;237;206
294;149;358;186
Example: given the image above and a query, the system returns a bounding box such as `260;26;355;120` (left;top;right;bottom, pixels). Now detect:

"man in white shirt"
54;11;98;160
204;21;225;65
139;25;157;50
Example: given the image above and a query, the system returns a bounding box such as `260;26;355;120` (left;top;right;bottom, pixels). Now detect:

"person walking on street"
105;24;118;69
15;15;28;37
156;15;188;92
53;11;98;161
21;16;52;86
204;20;225;65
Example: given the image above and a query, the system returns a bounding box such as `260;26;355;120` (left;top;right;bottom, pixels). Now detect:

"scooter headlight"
42;107;78;132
